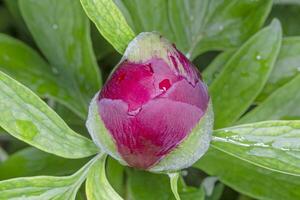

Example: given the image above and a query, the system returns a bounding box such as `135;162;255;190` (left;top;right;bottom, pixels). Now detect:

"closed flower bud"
87;32;213;172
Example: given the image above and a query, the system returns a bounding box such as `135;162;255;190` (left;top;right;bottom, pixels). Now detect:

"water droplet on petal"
159;79;171;92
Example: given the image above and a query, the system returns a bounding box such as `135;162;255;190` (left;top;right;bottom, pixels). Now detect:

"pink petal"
98;98;203;169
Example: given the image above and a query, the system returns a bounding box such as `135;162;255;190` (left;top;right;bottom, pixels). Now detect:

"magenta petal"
98;98;203;169
161;79;209;112
100;61;155;111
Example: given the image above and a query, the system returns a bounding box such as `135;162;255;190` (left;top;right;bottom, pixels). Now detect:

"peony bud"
87;32;213;172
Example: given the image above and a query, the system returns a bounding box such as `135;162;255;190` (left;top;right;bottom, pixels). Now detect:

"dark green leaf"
127;170;174;200
106;157;126;197
0;147;89;180
0;71;98;158
209;20;282;128
268;4;300;36
168;0;272;58
19;0;101;118
202;50;235;85
127;169;204;200
0;33;83;118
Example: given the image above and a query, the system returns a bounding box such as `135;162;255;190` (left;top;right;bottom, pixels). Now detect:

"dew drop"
159;79;171;91
51;67;58;74
52;24;58;30
256;55;262;60
219;25;224;31
117;72;126;82
297;67;300;72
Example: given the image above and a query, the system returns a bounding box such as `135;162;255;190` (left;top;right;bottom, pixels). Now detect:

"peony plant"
0;0;300;200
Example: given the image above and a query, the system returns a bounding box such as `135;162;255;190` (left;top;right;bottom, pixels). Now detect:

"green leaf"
257;37;300;102
127;170;174;200
202;50;235;85
86;154;123;200
80;0;135;54
239;75;300;123
4;0;31;38
195;120;300;200
168;0;272;58
127;169;204;200
0;71;98;158
91;25;115;61
0;147;89;180
0;33;84;118
114;0;272;58
209;20;282;128
19;0;101;117
0;155;98;200
275;0;300;5
195;147;300;200
267;4;300;36
213;120;300;176
106;157;126;197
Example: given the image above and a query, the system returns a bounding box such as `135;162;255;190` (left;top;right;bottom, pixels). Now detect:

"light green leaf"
80;0;135;54
212;120;300;176
257;37;300;102
19;0;101;118
0;147;89;180
114;0;272;59
195;120;300;200
195;146;300;200
86;154;123;200
0;155;99;200
239;75;300;123
0;71;98;158
209;20;282;128
202;50;235;85
0;33;83;118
